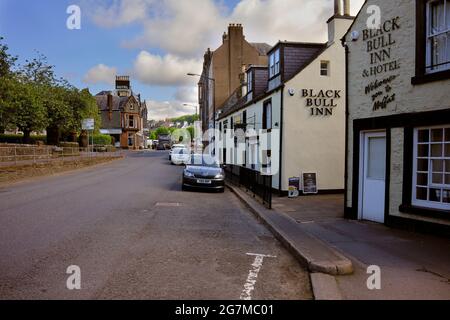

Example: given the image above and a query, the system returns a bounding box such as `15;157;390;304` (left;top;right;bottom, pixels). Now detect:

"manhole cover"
155;202;182;207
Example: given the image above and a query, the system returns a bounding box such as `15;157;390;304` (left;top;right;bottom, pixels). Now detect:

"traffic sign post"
82;119;95;155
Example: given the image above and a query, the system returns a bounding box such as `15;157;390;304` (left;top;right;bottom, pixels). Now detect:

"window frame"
426;0;450;74
413;0;450;84
269;49;281;79
247;70;253;93
412;125;450;210
320;60;330;76
262;99;273;130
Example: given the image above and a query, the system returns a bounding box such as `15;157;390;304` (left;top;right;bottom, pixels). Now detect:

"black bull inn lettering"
302;89;342;116
362;17;401;78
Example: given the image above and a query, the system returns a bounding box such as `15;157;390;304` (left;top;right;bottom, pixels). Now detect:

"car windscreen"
173;148;188;155
188;155;220;167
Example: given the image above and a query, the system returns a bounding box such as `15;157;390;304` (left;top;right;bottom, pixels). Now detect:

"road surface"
0;151;312;300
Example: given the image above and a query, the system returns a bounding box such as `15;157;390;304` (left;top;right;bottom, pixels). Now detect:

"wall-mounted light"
288;88;295;96
351;30;360;41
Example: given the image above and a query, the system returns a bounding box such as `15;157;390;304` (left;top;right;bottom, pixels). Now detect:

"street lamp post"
183;103;199;116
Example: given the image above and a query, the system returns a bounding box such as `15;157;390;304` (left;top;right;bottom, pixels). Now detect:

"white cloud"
83;64;117;85
86;0;366;120
133;51;202;86
89;0;366;58
175;86;198;104
86;0;152;28
147;100;197;120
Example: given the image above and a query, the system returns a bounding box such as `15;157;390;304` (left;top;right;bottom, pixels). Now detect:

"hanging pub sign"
302;172;318;195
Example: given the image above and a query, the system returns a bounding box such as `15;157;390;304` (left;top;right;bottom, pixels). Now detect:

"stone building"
96;76;147;149
343;0;450;232
198;24;271;134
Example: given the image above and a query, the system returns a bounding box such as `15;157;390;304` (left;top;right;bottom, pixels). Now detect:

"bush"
92;134;112;146
0;134;47;144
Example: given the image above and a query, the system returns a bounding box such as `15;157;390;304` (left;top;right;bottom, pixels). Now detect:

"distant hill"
169;114;199;125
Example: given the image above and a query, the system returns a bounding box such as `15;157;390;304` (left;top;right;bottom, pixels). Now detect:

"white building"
343;0;450;232
217;1;354;194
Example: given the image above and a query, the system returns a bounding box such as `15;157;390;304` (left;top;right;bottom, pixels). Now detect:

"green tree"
0;36;18;133
12;81;47;144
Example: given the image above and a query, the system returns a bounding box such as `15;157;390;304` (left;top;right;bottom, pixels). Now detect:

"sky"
0;0;365;120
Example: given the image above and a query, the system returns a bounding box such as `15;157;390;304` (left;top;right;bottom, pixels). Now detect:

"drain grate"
155;202;182;207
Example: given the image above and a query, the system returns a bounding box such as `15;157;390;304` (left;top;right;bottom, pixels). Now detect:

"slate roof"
95;95;129;112
250;43;272;56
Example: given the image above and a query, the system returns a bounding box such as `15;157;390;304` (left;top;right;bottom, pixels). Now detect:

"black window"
414;0;450;84
263;100;272;130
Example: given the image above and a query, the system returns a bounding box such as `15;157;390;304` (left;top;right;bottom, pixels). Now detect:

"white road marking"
240;253;277;300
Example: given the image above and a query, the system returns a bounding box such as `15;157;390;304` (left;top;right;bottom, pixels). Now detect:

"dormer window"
247;70;253;93
269;49;280;78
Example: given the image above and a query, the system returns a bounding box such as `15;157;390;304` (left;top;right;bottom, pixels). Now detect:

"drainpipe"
278;85;285;196
342;37;350;218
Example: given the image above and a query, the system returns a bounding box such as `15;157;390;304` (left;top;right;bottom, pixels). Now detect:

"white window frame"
320;61;330;76
412;125;450;210
247;70;253;93
426;0;450;73
269;49;280;78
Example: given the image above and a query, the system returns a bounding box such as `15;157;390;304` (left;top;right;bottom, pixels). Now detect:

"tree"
12;81;47;144
0;36;17;78
0;36;18;133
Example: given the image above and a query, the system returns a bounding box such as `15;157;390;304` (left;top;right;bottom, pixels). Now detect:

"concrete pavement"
0;151;312;300
230;187;450;300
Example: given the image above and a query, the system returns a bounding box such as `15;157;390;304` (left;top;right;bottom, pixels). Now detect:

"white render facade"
217;12;353;194
344;0;450;229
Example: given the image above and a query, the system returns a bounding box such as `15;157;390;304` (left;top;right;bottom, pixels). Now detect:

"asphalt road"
0;151;312;300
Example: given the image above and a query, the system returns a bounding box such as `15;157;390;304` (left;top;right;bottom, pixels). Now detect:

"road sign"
82;119;95;130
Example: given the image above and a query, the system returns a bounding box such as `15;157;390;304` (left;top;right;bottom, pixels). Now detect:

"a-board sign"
302;173;318;194
288;177;300;198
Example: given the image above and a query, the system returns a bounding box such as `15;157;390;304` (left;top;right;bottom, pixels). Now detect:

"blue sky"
0;0;364;120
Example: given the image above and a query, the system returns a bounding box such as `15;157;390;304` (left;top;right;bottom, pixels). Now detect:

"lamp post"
183;103;199;116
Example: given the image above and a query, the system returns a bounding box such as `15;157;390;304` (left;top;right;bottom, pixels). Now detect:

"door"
360;132;386;223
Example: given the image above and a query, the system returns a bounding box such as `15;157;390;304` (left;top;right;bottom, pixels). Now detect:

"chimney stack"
344;0;351;16
334;0;351;16
334;0;342;15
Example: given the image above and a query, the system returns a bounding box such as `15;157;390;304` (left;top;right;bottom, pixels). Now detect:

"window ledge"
412;69;450;85
399;204;450;220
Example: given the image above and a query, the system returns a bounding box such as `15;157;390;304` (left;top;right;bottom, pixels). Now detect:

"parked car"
171;147;190;165
182;154;225;192
169;144;187;160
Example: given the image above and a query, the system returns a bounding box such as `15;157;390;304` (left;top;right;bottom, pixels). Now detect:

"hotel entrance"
359;131;386;223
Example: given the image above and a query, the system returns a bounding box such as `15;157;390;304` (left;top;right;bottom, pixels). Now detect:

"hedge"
92;134;112;146
0;134;47;144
